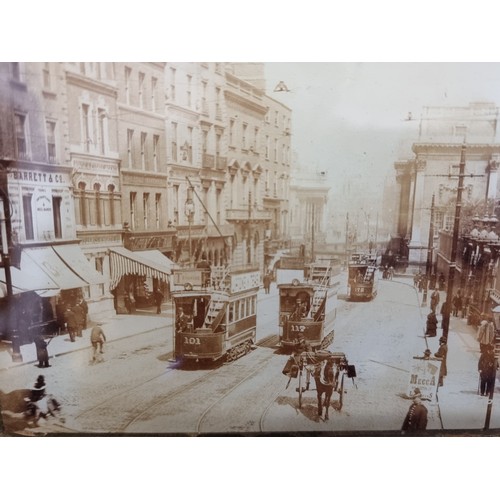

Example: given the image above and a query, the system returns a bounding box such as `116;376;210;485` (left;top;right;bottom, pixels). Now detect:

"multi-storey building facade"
0;62;112;345
391;102;500;269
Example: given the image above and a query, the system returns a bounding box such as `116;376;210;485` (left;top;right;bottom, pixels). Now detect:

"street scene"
1;62;500;436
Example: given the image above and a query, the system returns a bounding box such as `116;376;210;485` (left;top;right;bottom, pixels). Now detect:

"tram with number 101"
172;265;259;364
277;259;340;352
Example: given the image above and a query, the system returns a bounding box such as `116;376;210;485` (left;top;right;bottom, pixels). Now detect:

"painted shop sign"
230;271;260;293
407;355;441;402
9;170;69;185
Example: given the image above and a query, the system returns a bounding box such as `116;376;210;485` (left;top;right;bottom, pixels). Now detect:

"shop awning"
109;247;173;290
0;266;59;298
134;250;179;272
52;244;105;285
21;247;88;291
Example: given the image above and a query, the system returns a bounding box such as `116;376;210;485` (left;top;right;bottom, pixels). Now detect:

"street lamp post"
422;194;435;306
185;187;195;267
442;143;467;340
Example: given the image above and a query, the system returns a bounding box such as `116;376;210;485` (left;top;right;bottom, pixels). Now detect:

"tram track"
71;337;282;434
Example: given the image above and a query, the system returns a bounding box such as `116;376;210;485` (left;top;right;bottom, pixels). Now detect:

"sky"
264;63;500;193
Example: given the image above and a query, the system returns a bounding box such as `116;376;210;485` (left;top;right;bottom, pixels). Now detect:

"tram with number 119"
172;265;259;364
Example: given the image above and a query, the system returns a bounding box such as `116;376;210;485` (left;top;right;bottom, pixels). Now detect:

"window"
216;133;221;162
202;130;208;153
52;196;62;239
170;67;176;101
171;122;177;162
125;66;132;105
242;123;248;150
151;77;157;112
78;181;87;226
153;134;159;171
94;183;102;226
186;74;192;107
265;170;269;191
23;194;34;240
265;135;269;159
201;81;208;114
108;184;116;226
155;193;161;229
229;119;235;146
130;192;137;230
254;127;259;151
82;104;90;152
138;72;145;108
97;109;106;155
274;110;279;126
215;87;221;119
42;63;51;89
273;138;278;162
14;113;29;159
127;129;134;167
143;193;150;229
45;120;56;163
173;185;179;223
140;132;147;169
187;127;193;163
95;256;104;274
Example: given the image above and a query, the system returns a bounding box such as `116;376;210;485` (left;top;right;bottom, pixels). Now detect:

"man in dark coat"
153;288;164;314
72;302;84;337
34;336;50;368
263;273;271;294
402;391;428;432
478;344;498;396
430;289;440;313
64;307;77;342
434;337;448;387
425;311;438;337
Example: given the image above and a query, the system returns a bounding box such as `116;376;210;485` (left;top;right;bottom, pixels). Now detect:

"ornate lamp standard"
184;187;195;267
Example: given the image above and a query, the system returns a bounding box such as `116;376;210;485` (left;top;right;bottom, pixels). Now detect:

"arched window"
78;181;87;226
94;183;101;226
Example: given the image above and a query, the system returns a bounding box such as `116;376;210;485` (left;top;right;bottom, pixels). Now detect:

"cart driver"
293;333;312;354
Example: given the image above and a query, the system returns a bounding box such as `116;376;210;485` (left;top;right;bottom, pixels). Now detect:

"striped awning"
109;247;173;290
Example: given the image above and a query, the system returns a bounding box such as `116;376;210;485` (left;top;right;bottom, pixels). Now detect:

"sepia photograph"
1;60;500;440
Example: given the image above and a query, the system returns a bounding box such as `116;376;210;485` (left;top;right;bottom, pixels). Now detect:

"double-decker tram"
172;265;259;364
278;260;340;352
347;252;378;301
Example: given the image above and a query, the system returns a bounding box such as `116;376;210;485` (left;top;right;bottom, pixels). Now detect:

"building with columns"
391;102;500;270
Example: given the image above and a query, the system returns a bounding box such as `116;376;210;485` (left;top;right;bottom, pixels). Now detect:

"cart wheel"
338;374;345;411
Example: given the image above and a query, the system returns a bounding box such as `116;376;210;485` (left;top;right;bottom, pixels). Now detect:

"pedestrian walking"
425;311;438;337
79;298;88;329
153;287;164;314
430;288;440;313
34;335;51;368
452;292;462;317
90;323;107;363
401;389;428;433
72;302;84;337
64;307;77;342
440;301;450;333
478;344;498;396
263;273;271;294
434;337;448;387
477;317;495;353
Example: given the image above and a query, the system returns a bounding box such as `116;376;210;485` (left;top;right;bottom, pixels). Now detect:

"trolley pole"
442;143;467;340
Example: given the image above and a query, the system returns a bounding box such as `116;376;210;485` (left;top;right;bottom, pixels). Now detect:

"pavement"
1;279;499;434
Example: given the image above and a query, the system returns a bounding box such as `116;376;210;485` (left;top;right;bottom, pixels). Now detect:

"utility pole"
422;194;435;306
442;143;467;340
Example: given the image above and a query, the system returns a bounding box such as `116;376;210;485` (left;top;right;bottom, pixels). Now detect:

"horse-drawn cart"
283;350;356;419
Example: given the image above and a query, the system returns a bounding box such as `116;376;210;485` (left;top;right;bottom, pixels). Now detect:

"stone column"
408;159;427;266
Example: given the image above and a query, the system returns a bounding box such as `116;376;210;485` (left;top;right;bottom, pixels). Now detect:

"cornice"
66;70;118;98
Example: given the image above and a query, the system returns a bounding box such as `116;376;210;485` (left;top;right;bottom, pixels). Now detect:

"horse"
313;358;338;420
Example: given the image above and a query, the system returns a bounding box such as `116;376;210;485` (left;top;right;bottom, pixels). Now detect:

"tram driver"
176;307;192;333
290;299;307;321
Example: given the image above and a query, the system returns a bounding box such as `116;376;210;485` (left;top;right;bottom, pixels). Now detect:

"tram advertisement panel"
286;321;322;342
180;330;223;358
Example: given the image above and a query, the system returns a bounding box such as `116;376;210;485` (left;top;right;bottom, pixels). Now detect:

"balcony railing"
225;208;272;223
